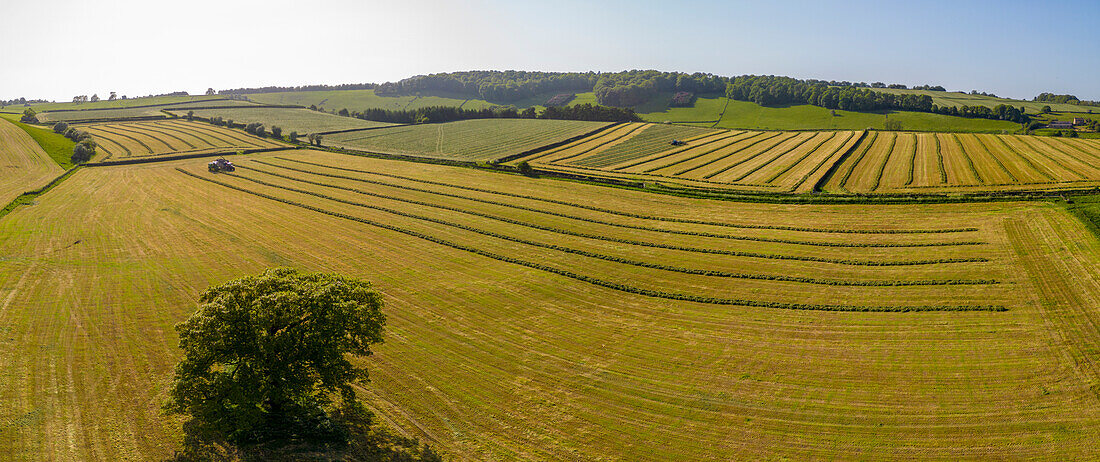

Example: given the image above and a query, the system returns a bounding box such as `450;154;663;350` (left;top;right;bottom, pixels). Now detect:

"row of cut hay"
180;168;1003;311
720;132;825;184
271;156;981;234
700;132;810;181
251;159;989;250
614;130;754;174
534;123;648;165
650;132;784;177
235;163;997;286
566;124;723;170
778;131;862;192
88;120;284;158
597;129;742;172
572;127;742;169
754;132;850;186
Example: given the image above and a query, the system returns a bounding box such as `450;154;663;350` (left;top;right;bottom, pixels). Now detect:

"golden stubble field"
1;149;1099;460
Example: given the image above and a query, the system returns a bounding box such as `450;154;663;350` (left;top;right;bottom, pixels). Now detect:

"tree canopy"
165;267;386;445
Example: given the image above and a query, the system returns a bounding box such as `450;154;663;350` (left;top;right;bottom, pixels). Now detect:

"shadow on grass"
167;407;443;462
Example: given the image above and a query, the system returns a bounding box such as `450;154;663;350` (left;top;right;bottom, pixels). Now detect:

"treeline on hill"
725;75;1030;124
372;70;726;106
219;83;377;95
1034;92;1100;107
348;103;640;124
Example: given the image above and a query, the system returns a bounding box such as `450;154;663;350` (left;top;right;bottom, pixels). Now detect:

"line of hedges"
231;166;986;266
253;160;986;248
67;115;168;125
177;168;1005;312
277;157;981;234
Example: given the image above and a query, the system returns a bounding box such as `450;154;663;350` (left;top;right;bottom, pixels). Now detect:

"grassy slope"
325;118;609;162
0;113;75;169
167;107;395;134
711;99;1020;132
2;152;1100;460
869;88;1093;113
0;117;66;206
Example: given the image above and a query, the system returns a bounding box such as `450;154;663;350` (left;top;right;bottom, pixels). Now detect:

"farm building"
1048;121;1074;129
1073;117;1087;125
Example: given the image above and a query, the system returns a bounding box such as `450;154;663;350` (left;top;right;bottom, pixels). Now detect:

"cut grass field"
324;118;611;162
167;107;395;135
2;150;1100;459
0;113;76;169
708;99;1021;132
83;119;287;160
520;125;1100;194
823;132;1100;193
0;118;65;206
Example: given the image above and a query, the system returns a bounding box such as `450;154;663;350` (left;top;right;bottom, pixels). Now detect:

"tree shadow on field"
166;407;444;462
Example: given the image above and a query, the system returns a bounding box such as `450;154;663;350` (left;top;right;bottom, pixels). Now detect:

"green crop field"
83;119;287;160
0;118;65;206
2;150;1100;460
167;107;395;135
324;118;611;162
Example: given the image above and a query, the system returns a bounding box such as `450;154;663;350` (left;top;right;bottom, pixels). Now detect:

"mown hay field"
0;118;64;205
516;123;861;193
167;107;395;135
246;89;500;112
0;95;228;114
522;125;1100;194
83;119;286;160
822;132;1100;193
324;118;611;162
2;150;1099;459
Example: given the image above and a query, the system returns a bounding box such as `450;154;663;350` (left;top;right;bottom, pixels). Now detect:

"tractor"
208;158;235;173
669;139;687;146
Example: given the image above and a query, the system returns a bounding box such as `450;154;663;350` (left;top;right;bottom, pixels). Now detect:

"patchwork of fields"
0;118;64;205
516;123;1100;193
83;119;286;160
324;118;611;162
2;151;1099;459
166;107;395;135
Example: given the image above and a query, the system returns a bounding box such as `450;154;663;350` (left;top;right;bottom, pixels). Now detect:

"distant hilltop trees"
1034;92;1099;107
218;83;378;95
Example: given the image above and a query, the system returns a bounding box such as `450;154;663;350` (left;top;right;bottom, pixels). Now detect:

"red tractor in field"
208;158;235;173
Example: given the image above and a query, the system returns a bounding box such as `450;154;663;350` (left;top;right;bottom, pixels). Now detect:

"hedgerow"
275;157;981;234
177;168;1005;312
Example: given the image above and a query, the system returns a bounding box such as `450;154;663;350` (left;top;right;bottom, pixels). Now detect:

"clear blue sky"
2;0;1098;102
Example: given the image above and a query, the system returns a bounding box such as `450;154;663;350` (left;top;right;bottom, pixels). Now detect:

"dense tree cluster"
724;75;934;112
723;75;1029;123
348;103;639;124
218;83;377;95
375;70;598;102
1034;92;1099;107
20;108;37;123
592;70;726;107
243;122;266;137
0;97;46;107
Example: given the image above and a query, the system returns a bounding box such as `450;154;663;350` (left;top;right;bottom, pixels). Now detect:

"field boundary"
37;98;237;113
85;147;298;167
0;167;82;220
